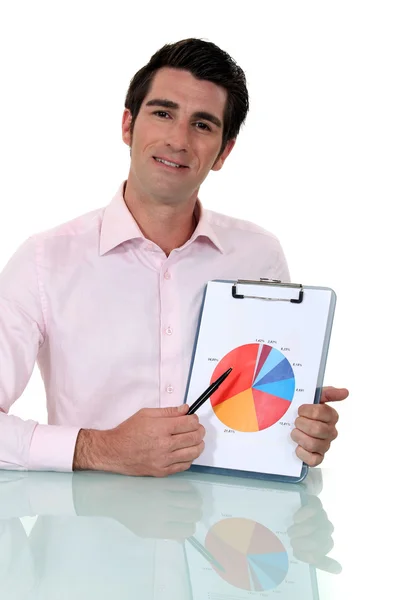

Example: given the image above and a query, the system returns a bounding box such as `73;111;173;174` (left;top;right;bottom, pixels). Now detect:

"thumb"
320;386;349;403
309;555;342;575
145;404;189;418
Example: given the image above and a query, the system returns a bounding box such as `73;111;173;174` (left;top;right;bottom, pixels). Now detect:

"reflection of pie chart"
205;517;288;591
211;343;295;432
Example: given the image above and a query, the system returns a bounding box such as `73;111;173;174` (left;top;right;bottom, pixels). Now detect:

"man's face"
122;67;235;205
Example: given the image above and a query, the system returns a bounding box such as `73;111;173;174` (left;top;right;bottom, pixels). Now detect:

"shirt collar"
99;182;225;256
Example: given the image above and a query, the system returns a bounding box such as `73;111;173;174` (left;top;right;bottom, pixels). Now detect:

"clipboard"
183;278;336;484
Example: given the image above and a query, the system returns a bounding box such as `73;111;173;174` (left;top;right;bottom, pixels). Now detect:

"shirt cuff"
28;424;81;472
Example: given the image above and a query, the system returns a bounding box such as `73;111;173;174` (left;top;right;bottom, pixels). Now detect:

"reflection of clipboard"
182;471;320;599
184;279;336;483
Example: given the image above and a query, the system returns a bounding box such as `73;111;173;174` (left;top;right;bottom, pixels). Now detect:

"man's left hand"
291;386;349;466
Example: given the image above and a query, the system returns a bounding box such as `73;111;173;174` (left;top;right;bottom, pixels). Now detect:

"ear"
122;109;133;147
212;139;236;172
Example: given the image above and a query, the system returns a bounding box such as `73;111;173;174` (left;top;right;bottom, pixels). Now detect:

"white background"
0;0;399;476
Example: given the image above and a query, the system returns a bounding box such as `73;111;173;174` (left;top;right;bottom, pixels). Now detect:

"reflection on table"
0;468;339;599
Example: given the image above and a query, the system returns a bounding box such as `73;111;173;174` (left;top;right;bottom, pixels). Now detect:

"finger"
291;496;324;524
166;503;203;524
145;479;197;493
293;549;343;575
153;461;193;477
168;414;202;435
291;532;334;556
320;386;349;403
166;461;193;475
164;490;203;511
298;403;339;424
294;416;338;440
170;442;205;464
288;515;334;540
295;445;324;467
291;428;331;455
304;555;342;574
142;405;189;418
170;426;206;452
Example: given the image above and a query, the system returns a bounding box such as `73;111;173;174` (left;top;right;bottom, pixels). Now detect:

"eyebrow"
145;98;222;128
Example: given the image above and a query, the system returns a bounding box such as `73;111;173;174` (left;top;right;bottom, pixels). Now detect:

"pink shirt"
0;182;290;472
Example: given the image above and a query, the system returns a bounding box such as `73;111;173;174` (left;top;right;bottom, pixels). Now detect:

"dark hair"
124;38;249;156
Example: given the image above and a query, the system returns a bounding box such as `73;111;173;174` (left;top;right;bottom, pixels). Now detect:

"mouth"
153;156;189;170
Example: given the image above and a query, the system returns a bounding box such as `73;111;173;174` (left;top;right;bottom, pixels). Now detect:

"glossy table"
0;467;392;598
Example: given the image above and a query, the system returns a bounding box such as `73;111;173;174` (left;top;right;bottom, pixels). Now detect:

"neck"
123;180;198;256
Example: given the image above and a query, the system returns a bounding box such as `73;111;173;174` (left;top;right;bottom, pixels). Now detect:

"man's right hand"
73;404;206;477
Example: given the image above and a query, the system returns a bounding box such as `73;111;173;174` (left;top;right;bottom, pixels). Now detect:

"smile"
153;157;188;169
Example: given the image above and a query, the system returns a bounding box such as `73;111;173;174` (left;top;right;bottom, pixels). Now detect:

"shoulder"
205;208;283;250
31;207;105;244
1;207;105;276
203;208;290;282
14;207;106;272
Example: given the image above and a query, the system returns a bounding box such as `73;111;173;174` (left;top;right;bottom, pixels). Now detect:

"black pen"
187;367;233;415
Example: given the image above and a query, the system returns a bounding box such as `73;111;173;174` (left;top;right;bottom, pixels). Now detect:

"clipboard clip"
232;278;304;304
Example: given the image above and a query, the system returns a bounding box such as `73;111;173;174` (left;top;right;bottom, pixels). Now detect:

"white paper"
186;281;334;479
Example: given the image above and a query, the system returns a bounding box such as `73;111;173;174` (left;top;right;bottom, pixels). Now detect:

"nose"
166;120;190;153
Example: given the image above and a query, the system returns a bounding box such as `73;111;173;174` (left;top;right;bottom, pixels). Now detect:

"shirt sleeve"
0;237;80;472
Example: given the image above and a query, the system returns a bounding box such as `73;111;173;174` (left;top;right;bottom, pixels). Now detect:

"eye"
194;122;211;131
153;111;170;118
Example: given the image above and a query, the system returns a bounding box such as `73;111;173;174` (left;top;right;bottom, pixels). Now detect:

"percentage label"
293;362;302;367
256;338;265;343
281;347;290;352
208;358;218;362
268;340;277;344
296;388;304;393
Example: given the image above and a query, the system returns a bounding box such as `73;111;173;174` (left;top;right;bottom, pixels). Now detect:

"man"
0;38;348;477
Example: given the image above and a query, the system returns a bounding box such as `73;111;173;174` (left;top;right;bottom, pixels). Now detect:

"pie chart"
210;343;295;432
205;517;288;591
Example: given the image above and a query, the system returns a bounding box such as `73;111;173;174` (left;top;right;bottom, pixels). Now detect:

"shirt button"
164;270;171;280
165;327;173;335
166;385;174;394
